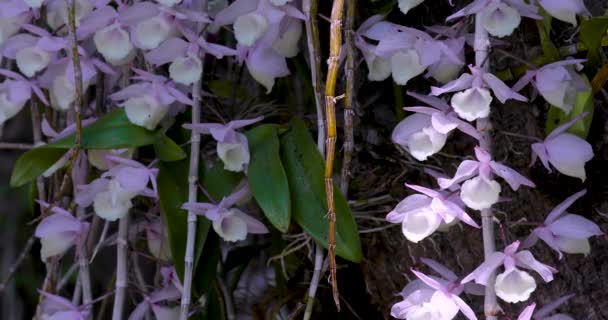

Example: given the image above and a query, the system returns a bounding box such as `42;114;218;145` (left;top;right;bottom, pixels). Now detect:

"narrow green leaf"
279;119;362;262
580;16;608;76
246;125;291;232
10;148;66;187
545;76;594;138
200;162;242;201
154;135;187;162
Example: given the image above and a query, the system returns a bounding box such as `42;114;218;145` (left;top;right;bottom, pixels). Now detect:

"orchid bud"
50;76;76;111
123;95;168;130
479;1;521;37
398;0;424;15
217;133;250;172
169;54;202;85
93;24;135;66
234;13;268;46
494;268;537;303
390;50;425;86
93;180;134;221
88;148;134;170
272;19;302;58
460;176;501;210
450;87;492;122
133;16;173;50
15;46;51;77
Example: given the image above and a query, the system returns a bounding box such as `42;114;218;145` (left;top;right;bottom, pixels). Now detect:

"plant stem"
324;0;344;311
303;244;324;320
303;0;325;154
474;15;499;320
180;2;207;318
341;0;355;197
111;216;129;320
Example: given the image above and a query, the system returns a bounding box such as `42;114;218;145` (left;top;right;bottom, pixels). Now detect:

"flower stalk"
341;0;356;197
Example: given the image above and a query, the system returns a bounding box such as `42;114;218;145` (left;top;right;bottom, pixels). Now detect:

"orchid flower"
431;65;528;121
447;0;541;37
145;22;237;85
356;17;463;86
523;190;602;258
184;116;263;172
128;286;181;320
0;68;46;125
213;0;305;92
426;37;466;84
182;183;268;242
462;241;557;303
530;113;594;181
387;183;479;243
536;0;590;26
392;92;480;161
0;13;30;46
393;267;477;320
513;59;589;114
438;146;535;210
38;291;90;320
111;68;193;129
45;0;101;31
0;30;56;77
145;218;172;261
34;201;89;261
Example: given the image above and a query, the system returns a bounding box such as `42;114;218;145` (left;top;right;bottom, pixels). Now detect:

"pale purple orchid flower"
0;30;58;77
184;116;263;172
128;285;181;320
45;0;108;32
386;183;479;243
212;0;305;92
513;59;589;114
391;92;480;161
536;0;590;26
355;17;463;86
145;21;237;86
0;13;30;46
0;68;47;125
431;65;528;121
438;146;535;210
34;201;89;261
447;0;540;37
110;68;193;130
523;190;602;258
530;112;594;181
182;183;268;242
39;291;90;320
392;267;477;320
462;241;557;303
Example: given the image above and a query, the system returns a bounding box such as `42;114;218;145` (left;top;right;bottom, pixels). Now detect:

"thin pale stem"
180;2;207;316
324;0;344;311
340;0;355;197
303;0;325;155
303;244;324;320
0;236;36;292
474;15;499;320
111;216;129;320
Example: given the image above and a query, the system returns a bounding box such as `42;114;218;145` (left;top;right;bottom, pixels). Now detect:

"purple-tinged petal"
75;178;110;207
281;4;306;20
198;39;238;59
451;294;478;320
452;116;481;140
535;228;565;259
438;160;479;189
514;250;557;282
534;294;575;319
431;112;458;134
39;291;79;311
144;37;189;66
410;269;443;291
446;0;489;20
166;86;193;105
386;194;431;223
518;303;536;320
461;252;505;285
546;112;589;140
405;184;440;198
245;46;290;93
549;214;602;239
531;142;551;172
489;161;535;191
35;213;82;238
545;134;593;181
482;72;528;103
512;70;537;92
227;116;264;130
420;257;458;282
407;91;451;112
430;73;473;96
127;301;150;320
118;2;159;26
213;0;258;26
234;211;268;234
77;6;118;40
1;33;38;58
442;198;480;228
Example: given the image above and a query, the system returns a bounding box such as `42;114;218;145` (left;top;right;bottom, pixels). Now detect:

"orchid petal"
514;250;557;282
438;160;479;189
549;214;602;239
461;251;505;285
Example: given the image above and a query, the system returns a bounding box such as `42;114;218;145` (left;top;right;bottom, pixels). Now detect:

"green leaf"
535;7;560;61
580;16;608;76
545;76;594;138
200;162;242;201
246;125;291;232
10;148;66;187
51;109;159;149
193;232;220;296
279;119;362;262
207;79;249;100
154;135;187;162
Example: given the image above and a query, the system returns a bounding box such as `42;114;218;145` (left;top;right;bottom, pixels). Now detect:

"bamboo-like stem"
303;0;325;153
180;2;207;317
340;0;355;197
324;0;344;311
111;216;129;320
474;15;499;320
